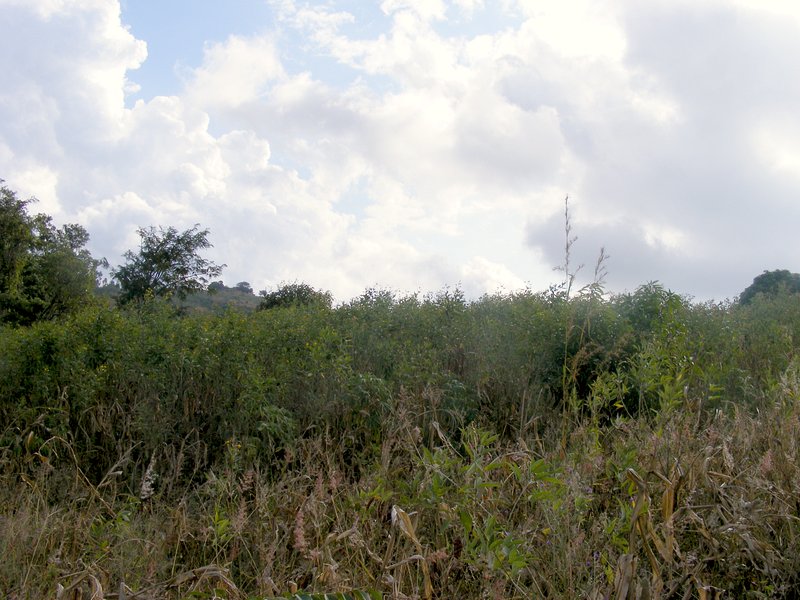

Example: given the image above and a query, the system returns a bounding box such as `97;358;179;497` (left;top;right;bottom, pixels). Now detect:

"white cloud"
8;163;62;217
515;0;626;60
460;256;527;297
751;116;800;179
2;0;800;301
184;35;284;110
381;0;447;22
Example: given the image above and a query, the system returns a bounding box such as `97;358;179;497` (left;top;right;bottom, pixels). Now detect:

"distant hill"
95;280;261;312
178;281;261;313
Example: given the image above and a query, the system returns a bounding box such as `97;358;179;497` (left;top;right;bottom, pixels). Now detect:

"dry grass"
3;391;800;599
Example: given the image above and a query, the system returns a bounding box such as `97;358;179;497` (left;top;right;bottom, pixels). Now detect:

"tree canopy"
739;269;800;305
258;282;333;310
112;224;225;304
0;183;104;325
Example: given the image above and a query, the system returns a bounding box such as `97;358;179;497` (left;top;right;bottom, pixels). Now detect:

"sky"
1;0;799;302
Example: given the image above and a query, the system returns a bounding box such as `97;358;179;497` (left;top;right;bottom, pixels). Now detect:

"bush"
258;282;333;310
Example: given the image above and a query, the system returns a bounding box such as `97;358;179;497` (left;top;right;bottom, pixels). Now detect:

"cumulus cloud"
183;35;284;110
1;0;799;301
381;0;448;22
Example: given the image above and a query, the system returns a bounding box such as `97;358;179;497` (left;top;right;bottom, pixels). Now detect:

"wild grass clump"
4;383;800;598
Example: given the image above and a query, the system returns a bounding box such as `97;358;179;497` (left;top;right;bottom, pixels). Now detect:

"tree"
112;224;225;304
258;282;332;310
0;184;34;295
739;269;800;305
614;281;685;336
235;281;253;294
0;182;105;325
23;216;107;321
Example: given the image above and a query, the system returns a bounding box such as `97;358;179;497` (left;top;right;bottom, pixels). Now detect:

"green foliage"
112;224;225;304
0;182;104;325
740;268;800;305
613;281;682;339
6;275;800;489
9;186;800;596
258;282;333;310
0;183;33;294
234;281;253;294
181;280;260;313
5;283;800;597
8;252;800;597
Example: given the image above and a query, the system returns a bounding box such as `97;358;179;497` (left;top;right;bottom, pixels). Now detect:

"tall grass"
2;287;800;597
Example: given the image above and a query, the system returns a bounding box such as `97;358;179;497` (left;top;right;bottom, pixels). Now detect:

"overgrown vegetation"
0;182;105;325
3;281;800;598
112;224;225;305
3;184;800;598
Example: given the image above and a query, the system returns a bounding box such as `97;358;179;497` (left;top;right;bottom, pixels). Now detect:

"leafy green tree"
258;282;332;310
0;183;104;325
23;216;106;320
614;281;685;337
112;224;225;304
739;269;800;305
0;184;34;295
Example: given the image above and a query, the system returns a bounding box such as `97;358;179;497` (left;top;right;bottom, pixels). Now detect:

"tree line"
0;182;226;324
1;180;799;327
